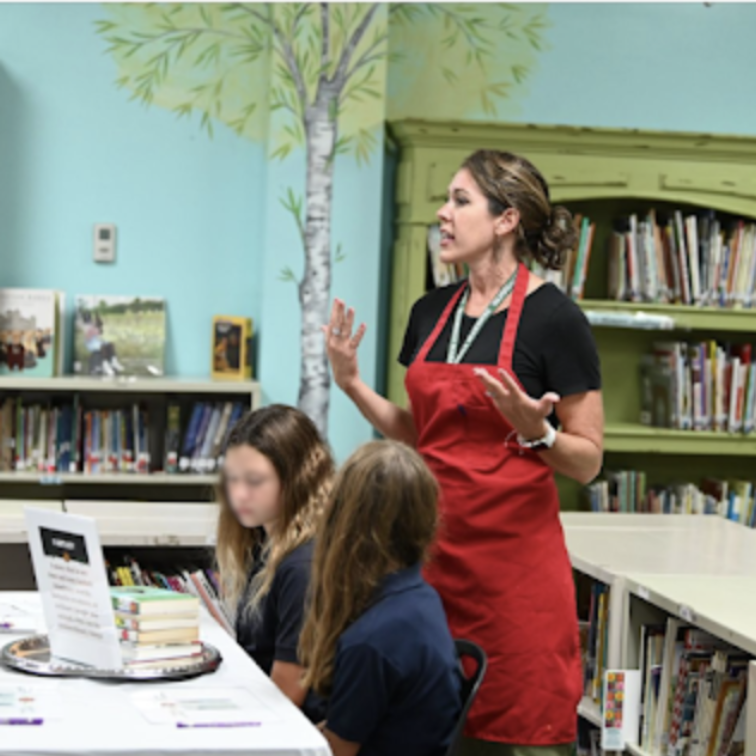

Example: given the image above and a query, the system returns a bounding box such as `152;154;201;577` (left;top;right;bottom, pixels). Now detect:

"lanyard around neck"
446;267;518;365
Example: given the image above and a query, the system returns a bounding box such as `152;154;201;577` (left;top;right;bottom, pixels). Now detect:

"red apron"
405;263;582;745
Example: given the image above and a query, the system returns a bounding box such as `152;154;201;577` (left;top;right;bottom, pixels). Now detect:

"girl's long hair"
299;440;439;696
215;404;334;618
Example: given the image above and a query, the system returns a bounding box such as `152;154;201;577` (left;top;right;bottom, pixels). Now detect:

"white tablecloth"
0;592;331;756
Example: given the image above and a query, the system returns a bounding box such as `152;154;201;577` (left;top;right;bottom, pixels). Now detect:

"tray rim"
0;634;222;682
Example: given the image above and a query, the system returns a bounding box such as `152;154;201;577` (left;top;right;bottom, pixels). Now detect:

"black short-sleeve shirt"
399;282;601;425
326;564;461;756
235;539;325;722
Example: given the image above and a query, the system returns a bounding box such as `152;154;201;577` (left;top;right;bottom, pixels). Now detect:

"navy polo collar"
377;562;424;599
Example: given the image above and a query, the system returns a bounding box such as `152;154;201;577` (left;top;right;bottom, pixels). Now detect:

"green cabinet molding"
386;119;756;511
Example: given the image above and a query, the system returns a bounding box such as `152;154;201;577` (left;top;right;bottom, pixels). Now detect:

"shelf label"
637;586;650;601
679;604;696;623
39;475;63;486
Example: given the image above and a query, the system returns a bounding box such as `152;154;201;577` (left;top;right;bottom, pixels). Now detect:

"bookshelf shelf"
577;696;602;727
0;500;217;546
626;743;652;756
0;472;218;485
0;525;214;547
578;300;756;333
0;375;261;398
603;423;756;456
625;574;756;658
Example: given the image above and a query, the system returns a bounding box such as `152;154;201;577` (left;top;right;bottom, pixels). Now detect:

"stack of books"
110;586;202;667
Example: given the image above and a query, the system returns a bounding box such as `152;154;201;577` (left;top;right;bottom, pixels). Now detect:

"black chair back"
446;639;488;756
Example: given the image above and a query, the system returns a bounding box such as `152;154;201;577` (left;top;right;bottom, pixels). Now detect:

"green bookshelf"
603;423;756;456
386;119;756;512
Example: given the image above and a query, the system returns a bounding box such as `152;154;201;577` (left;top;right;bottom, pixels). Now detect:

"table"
0;592;331;756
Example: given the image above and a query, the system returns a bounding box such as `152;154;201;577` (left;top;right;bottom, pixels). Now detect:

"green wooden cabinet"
385;119;756;510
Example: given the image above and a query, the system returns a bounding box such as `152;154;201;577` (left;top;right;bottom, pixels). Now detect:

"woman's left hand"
474;367;559;440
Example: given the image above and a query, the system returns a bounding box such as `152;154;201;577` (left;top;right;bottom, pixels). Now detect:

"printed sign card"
24;508;121;669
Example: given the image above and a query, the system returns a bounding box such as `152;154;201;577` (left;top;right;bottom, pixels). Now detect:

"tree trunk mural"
97;2;547;438
299;84;338;430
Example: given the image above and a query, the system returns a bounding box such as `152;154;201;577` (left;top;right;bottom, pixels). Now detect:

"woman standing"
324;150;604;755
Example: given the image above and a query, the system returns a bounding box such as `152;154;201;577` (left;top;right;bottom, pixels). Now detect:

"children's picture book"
0;288;65;378
74;296;166;377
110;586;199;616
211;315;253;381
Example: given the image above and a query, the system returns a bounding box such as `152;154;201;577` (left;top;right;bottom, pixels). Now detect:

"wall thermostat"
93;223;116;263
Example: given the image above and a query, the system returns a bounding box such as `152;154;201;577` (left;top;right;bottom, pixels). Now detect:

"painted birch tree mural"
96;3;547;436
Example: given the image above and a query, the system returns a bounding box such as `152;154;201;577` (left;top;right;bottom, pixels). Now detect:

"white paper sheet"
0;600;40;634
129;686;281;727
0;683;62;723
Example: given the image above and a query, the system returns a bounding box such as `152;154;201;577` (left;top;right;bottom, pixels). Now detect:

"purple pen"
0;718;44;725
176;722;261;728
0;623;14;629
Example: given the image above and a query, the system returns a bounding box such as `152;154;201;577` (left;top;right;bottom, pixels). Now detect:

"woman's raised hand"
323;299;367;392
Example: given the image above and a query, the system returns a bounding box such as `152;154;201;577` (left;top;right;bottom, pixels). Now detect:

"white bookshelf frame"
0;471;218;485
0;375;260;486
0;375;261;400
0;499;218;547
562;513;756;756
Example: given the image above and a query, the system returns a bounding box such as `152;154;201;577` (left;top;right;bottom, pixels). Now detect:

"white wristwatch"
516;423;557;451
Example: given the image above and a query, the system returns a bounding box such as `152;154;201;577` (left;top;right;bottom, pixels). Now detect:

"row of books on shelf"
587;474;756;528
434;207;756;309
107;556;233;637
532;214;596;300
582;582;609;704
0;397;247;475
170;400;246;474
639;621;746;756
607;212;756;309
581;587;747;756
641;341;756;434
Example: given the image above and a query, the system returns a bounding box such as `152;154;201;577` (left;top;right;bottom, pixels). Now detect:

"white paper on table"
0;600;40;634
129;686;281;726
24;508;121;669
0;684;62;721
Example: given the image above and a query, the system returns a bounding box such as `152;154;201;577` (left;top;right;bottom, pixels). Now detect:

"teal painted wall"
0;3;266;376
518;3;756;133
388;3;756;135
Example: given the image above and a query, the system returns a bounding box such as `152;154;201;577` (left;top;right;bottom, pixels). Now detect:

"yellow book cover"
212;316;253;381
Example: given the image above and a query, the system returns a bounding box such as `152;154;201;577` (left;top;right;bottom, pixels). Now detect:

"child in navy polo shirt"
215;405;334;722
300;440;462;756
